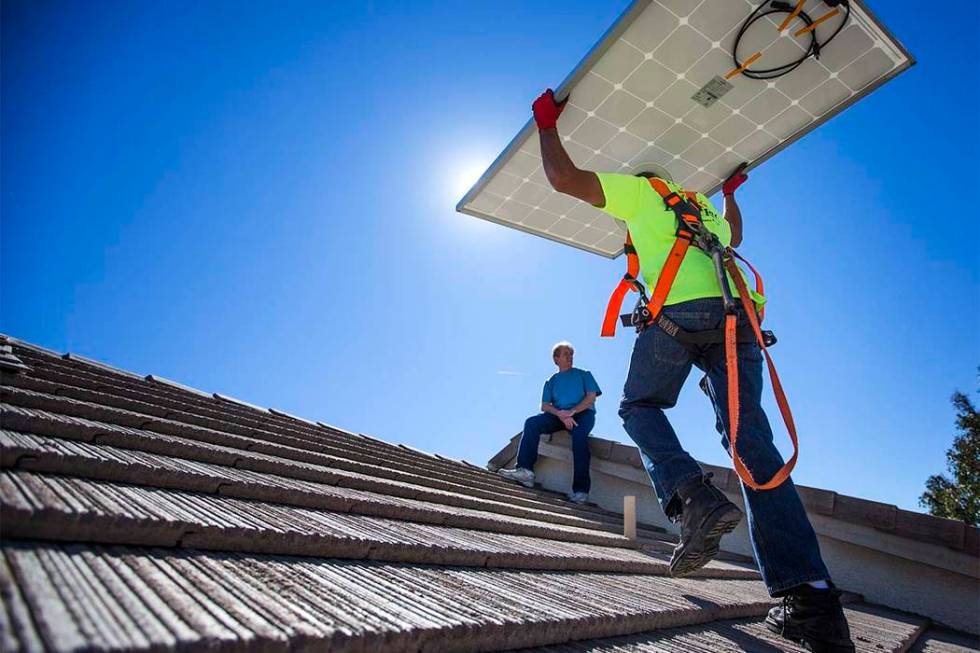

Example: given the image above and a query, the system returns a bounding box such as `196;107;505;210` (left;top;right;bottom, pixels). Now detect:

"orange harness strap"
650;181;705;316
601;234;641;337
600;176;796;491
723;256;798;490
732;250;766;322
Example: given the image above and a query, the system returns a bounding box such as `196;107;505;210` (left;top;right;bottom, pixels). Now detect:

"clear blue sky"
2;1;977;513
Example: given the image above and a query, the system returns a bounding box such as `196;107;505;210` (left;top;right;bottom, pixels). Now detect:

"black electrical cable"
732;1;851;80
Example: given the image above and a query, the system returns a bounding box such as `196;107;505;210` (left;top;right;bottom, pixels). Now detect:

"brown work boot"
766;583;855;652
668;473;742;576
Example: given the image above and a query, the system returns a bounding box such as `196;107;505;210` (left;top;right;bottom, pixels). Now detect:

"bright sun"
452;162;488;202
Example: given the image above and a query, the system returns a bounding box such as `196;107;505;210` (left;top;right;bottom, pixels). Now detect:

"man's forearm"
723;194;743;247
539;128;579;191
542;403;561;416
569;394;596;414
532;91;604;205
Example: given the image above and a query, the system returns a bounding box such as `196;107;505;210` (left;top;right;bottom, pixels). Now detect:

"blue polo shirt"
542;368;602;413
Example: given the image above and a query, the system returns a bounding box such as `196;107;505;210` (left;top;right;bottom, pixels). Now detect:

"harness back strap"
723;256;798;490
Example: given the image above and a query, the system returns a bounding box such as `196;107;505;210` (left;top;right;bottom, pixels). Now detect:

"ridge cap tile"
268;408;318;427
7;337;64;360
60;352;146;381
314;421;360;437
213;393;271;414
144;374;213;398
398;443;436;458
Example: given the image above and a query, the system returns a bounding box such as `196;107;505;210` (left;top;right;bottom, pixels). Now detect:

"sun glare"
452;161;489;203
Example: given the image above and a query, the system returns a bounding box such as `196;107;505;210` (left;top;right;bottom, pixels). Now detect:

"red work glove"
722;168;748;195
532;88;567;130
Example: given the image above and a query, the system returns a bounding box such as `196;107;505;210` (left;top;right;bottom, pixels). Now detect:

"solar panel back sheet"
457;0;913;257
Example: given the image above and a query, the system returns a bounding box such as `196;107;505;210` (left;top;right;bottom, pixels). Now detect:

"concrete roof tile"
144;374;213;398
895;509;966;551
1;542;774;652
909;627;980;652
487;434;521;471
60;352;144;381
518;603;931;652
800;486;837;516
5;336;974;651
2;430;643;549
2;381;646;535
3;396;630;534
14;349;540;498
0;552;46;652
0;337;31;374
268;407;318;427
965;526;979;558
2;335;62;359
212;393;270;413
833;494;898;531
607;441;643;467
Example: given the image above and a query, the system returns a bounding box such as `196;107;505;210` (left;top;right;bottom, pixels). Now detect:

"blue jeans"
618;297;829;596
517;411;595;493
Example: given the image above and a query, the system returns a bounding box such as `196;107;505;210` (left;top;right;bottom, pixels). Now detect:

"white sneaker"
569;491;589;504
498;467;534;488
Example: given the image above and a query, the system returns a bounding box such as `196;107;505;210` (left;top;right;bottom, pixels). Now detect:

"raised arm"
723;194;743;248
533;90;605;207
722;165;748;247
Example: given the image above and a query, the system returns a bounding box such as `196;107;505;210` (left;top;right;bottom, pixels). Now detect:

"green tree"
919;380;980;526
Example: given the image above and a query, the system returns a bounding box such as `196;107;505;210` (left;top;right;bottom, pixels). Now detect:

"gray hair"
552;341;574;359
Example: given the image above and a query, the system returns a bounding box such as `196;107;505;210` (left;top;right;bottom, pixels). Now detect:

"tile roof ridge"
268;407;319;428
144;374;213;398
62;353;146;381
0;335;30;373
4;335;64;359
212;392;271;414
315;421;361;438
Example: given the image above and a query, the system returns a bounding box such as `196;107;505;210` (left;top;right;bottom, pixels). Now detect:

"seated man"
498;341;601;504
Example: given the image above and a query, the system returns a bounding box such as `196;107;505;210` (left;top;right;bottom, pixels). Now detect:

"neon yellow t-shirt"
597;173;765;308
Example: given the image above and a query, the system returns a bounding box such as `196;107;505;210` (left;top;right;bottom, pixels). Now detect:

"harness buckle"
762;330;777;347
630;305;653;331
619;296;652;332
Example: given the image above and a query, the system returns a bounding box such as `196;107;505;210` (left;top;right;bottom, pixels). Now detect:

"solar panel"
457;0;913;258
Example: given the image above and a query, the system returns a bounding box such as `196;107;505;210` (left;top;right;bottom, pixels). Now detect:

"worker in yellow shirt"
530;88;854;653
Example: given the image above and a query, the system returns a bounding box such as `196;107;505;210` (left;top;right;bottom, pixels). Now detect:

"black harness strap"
649;313;776;348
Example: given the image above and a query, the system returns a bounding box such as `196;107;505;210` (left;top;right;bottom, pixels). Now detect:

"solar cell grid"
458;0;913;257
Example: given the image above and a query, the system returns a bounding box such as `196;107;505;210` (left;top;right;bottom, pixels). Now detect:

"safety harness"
602;177;797;491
